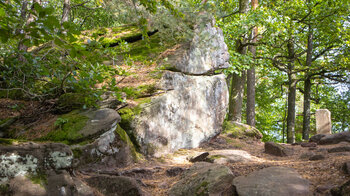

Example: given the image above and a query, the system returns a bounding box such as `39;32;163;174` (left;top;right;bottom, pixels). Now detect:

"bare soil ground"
114;137;350;195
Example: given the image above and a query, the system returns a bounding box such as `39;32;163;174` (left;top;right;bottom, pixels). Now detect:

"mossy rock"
222;121;262;140
38;110;89;144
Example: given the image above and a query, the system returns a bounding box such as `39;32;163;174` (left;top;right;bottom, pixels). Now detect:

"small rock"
309;154;325;161
189;152;210;163
330;180;350;196
166;167;185;177
299;152;315;159
315;184;334;194
264;142;292;157
301;142;317;147
342;162;350;175
291;142;300;146
328;146;350;153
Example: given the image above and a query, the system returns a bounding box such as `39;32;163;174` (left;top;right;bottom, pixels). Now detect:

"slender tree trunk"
62;0;70;23
228;71;246;122
227;0;249;123
286;41;296;143
302;77;311;140
302;25;313;140
246;0;258;127
17;1;28;62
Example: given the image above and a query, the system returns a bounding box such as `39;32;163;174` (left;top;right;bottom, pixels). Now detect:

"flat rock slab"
233;167;310;196
79;108;121;138
311;132;350;145
169;162;235;196
209;149;261;164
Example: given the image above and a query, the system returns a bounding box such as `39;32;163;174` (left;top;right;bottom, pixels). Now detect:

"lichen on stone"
0;153;38;183
47;151;73;170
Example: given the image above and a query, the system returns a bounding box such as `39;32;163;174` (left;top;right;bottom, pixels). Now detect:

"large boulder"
168;14;229;75
169;162;235;196
133;72;228;156
232;167;310;196
72;124;140;169
0;142;73;183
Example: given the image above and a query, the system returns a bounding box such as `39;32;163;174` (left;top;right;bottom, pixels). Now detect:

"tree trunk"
287;73;297;143
246;0;258;127
227;0;249;123
62;0;70;23
302;77;311;140
286;40;296;144
302;25;313;140
228;71;246;122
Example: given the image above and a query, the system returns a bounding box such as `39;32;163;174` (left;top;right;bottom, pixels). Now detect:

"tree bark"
302;25;313;140
227;0;249;123
286;40;296;144
62;0;70;23
228;71;246;122
302;77;311;140
246;0;258;127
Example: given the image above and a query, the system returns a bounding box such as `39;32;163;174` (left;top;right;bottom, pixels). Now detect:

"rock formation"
131;14;229;156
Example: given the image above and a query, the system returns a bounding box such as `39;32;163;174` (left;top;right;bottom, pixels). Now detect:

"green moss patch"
122;84;157;99
115;125;142;161
38;110;89;144
222;121;262;140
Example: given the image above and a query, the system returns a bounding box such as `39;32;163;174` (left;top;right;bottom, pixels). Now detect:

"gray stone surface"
169;162;235;196
209;149;261;164
134;72;228;156
316;109;332;134
318;131;350;145
233;167;310;196
264;142;292;156
169;14;229;75
0;143;73;183
79;108;121;138
73;124;137;169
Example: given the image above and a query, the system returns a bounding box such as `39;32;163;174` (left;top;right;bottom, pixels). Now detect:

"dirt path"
110;137;350;195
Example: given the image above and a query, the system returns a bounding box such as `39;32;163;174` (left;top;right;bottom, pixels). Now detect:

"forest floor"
1;100;350;196
114;136;350;196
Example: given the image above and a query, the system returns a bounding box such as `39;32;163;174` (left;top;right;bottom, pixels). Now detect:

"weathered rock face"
134;72;228;156
170;15;229;75
316;109;332;134
310;132;350;145
79;108;121;139
169;162;235;196
73;124;139;169
233;167;310;196
0;143;73;183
